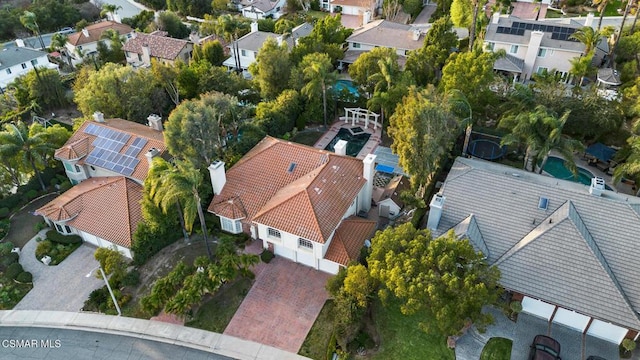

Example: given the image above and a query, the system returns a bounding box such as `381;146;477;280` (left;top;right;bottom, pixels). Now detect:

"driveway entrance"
224;256;330;353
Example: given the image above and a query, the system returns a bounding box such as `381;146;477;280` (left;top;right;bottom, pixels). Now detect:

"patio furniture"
595;161;609;172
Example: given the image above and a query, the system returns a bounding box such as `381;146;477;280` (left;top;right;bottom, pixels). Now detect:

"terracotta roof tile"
122;32;190;60
68;21;133;46
35;177;143;248
209;137;366;244
55;118;166;183
325;217;377;266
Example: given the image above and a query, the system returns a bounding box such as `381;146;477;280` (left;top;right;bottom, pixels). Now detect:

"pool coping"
314;120;381;160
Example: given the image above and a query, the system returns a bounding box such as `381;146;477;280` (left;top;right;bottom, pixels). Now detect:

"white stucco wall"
489;41;581;80
77;229;132;258
348;42;410;57
0;55;57;89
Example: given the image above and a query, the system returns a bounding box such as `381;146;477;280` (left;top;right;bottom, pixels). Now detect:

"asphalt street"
0;327;235;360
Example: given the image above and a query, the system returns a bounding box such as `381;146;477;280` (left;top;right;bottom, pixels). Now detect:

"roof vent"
589;177;606;197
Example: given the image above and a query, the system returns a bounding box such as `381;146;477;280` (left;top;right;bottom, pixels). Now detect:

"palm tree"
0;121;55;190
500;105;583;173
148;158;213;258
609;0;634;67
212;15;250;73
447;89;473;155
301;53;338;130
613;136;640;191
593;0;610;31
50;33;73;69
100;4;122;21
468;0;484;51
146;157;190;242
368;57;399;143
20;11;45;50
569;26;601;55
569;53;594;86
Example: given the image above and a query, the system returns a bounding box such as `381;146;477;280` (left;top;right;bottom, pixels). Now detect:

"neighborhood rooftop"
485;15;584;53
0;47;49;71
67;21;133;46
347;20;423;50
122;32;191;60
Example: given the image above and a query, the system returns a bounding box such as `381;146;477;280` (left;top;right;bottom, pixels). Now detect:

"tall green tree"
148;158;213;258
569;53;594;87
388;86;460;190
20;11;45;49
440;50;497;116
157;11;191;38
191;40;225;66
570;26;602;55
613;136;640;187
146;157;190;242
249;37;292;100
255;89;303;136
97;28;126;65
368;56;401;142
349;47;398;97
50;33;72;68
100;4;122;20
300;53;338;129
499;105;583;173
0;121;57;191
405;16;458;86
11;68;67;111
593;0;610;31
368;223;501;336
290;15;352;64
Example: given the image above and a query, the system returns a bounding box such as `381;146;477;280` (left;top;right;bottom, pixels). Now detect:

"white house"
428;157;640;344
223;22;313;77
207;136;378;274
35;113;167;258
239;0;286;19
329;0;379;17
485;13;605;82
0;47;58;90
372;174;410;219
122;31;193;67
65;21;134;64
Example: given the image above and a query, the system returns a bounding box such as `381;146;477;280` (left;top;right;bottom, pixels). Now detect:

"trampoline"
468;139;505;160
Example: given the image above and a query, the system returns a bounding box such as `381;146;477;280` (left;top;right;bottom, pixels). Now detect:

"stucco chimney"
492;11;501;24
589;177;605;196
363;10;371;25
412;29;420;41
145;147;160;165
250;21;259;33
82;28;89;38
93;111;105;122
360;154;376;213
334;140;347;156
15;39;25;48
141;43;151;63
523;31;544;80
208;160;226;195
147;114;163;131
585;12;595;27
427;193;446;230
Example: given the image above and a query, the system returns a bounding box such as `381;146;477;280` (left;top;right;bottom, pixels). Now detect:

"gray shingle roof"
494;53;524;72
0;47;47;70
485;16;584;53
347;20;423;51
434;157;640;330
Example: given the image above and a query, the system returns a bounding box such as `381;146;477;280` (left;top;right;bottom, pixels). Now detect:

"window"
63;162;79;173
241;49;247;56
137;53;142;61
220;217;242;234
298;238;313;250
125;51;130;57
5;68;11;75
537;48;547;57
353;42;361;49
54;223;72;234
536;66;548;75
21;63;27;69
538;197;549;210
126;33;132;39
509;45;519;54
267;228;281;239
485;42;495;51
30;59;38;66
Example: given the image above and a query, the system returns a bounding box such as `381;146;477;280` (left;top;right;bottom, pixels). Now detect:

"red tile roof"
208;137;366;244
325;217;377;266
122;32;191;60
35;177;143;248
67;21;133;46
55;118;166;183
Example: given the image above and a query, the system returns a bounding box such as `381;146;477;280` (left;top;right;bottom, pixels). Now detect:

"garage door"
273;244;295;261
587;319;628;344
297;250;316;268
522;296;556;320
341;5;360;15
552;308;590;332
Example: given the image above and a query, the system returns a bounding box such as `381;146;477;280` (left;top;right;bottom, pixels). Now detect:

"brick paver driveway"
224;256;330;353
14;232;103;311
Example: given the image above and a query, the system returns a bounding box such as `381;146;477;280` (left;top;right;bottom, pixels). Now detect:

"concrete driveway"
223;256;330;353
14;231;103;312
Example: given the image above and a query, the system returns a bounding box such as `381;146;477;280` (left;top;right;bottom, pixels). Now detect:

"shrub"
5;262;23;280
15;271;33;283
36;240;54;260
510;301;523;314
0;208;9;219
121;269;141;287
46;230;82;245
33;221;48;232
59;181;72;192
0;241;15;256
0;252;19;271
0;194;21;211
49;178;59;187
24;189;39;201
260;249;274;263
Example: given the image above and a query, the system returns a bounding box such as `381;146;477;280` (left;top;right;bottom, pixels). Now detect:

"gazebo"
340;108;381;130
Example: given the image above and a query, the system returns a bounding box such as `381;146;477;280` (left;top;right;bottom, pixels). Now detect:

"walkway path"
14;233;103;312
0;310;310;360
413;4;437;25
3;193;58;249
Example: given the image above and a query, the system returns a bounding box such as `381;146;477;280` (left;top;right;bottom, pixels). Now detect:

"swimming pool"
325;127;371;157
543;156;606;187
334;80;359;96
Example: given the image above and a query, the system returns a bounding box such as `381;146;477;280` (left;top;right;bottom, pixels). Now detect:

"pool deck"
314;120;382;159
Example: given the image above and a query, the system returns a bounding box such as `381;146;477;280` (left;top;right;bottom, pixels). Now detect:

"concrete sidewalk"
0;311;310;360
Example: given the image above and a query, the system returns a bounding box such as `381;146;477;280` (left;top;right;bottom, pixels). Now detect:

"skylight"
538;197;549;210
287;162;297;173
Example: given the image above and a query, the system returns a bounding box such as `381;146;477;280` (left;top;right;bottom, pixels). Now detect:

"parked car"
529;335;561;360
57;27;74;35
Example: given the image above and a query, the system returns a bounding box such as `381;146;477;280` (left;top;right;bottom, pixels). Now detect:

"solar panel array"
496;21;578;41
83;123;146;177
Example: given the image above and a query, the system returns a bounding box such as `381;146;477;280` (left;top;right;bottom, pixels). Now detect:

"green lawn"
367;297;454;360
291;130;325;147
185;277;252;333
306;10;329;20
480;337;513;360
299;300;336;360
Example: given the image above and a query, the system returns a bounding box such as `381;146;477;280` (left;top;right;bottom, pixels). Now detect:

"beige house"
485;13;605;82
35;114;167;258
122;31;193;67
65;21;134;64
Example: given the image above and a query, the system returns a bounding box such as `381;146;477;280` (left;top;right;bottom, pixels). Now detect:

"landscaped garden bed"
35;230;82;265
186;277;253;333
0;241;33;309
480;337;512;360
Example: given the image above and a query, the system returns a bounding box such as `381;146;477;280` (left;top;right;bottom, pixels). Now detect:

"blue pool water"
334;80;358;96
543;156;612;190
325;127;370;157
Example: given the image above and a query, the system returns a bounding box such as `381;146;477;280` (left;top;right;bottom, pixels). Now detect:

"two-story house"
485;13;605;82
65;21;134;64
35;113;167;258
222;22;313;77
239;0;286;19
207;137;378;274
0;47;58;90
122;31;194;67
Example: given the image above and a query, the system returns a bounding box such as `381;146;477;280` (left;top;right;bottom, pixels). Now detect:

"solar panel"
82;123;142;177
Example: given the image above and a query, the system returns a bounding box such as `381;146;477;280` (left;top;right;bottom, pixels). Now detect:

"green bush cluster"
15;272;33;283
46;230;82;245
260;249;274;263
35;239;81;265
0;242;18;271
5;263;23;280
0;208;9;219
121;269;141;287
24;190;38;201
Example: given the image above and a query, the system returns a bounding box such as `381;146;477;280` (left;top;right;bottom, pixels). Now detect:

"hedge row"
46;230;82;245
